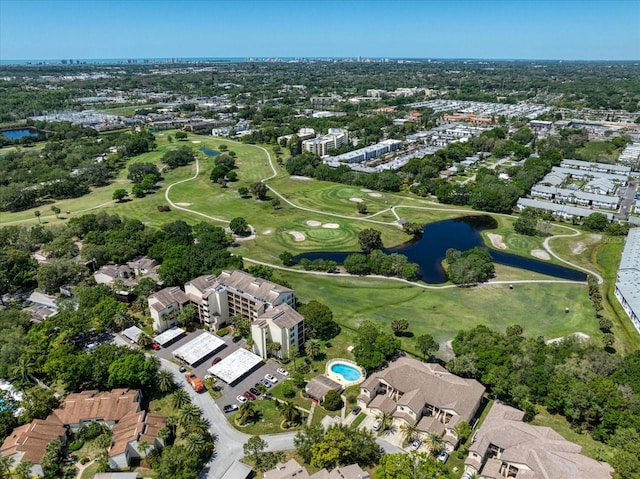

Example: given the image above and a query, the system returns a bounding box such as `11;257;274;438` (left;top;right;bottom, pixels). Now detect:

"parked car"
151;343;160;350
244;391;256;400
236;395;247;403
260;379;272;388
372;418;382;431
437;449;450;464
263;394;273;400
179;366;186;373
211;356;222;365
223;404;238;413
265;374;278;384
276;367;289;376
249;387;260;396
410;439;422;450
351;406;361;416
232;336;242;343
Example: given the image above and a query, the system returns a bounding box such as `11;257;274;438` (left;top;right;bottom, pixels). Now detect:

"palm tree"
51;205;61;219
34;210;41;223
0;456;13;478
166;414;179;438
137;440;151;457
376;412;394;433
277;401;301;426
184;432;207;455
288;346;299;371
180;418;210;439
137;334;152;349
156;369;175;393
237;401;257;425
425;432;444;456
400;422;418;444
171;389;191;409
305;339;321;360
12;356;34;384
267;341;282;358
178;404;202;428
157;426;172;445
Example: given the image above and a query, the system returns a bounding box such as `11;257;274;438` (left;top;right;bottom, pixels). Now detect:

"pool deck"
325;358;366;388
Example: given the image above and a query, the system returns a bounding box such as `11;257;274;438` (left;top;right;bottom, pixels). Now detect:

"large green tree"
297;301;339;340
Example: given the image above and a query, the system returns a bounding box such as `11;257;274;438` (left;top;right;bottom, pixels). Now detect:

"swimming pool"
330;363;362;381
325;359;366;387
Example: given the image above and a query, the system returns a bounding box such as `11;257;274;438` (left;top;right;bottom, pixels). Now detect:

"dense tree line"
445;247;495;285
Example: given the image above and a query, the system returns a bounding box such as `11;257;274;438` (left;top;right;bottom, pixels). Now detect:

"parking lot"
151;328;286;415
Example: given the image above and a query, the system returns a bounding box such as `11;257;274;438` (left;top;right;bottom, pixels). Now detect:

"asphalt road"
617;180;638;220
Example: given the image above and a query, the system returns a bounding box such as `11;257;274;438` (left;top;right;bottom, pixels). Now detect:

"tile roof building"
94;257;160;291
358;357;485;448
148;286;191;333
264;458;370;479
464;403;613;479
0;389;165;476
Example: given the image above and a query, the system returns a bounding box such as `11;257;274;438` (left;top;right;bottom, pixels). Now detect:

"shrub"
69;440;84;451
216;327;229;337
281;381;296;398
157;205;171;212
322;390;343;411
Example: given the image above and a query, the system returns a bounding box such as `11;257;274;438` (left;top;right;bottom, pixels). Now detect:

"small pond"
200;147;220;156
293;215;587;284
1;128;40;140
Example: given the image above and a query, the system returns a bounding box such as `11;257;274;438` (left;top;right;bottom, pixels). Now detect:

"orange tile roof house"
0;389;165;476
358;357;485;449
464;403;613;479
264;458;370;479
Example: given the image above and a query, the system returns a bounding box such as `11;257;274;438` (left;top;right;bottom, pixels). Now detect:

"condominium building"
148;286;190;333
302;128;349;157
464;403;612;479
251;303;305;359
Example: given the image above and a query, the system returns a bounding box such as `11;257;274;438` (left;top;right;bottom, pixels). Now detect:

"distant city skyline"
1;0;639;61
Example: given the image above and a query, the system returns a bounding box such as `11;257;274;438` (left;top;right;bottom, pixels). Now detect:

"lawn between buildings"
1;131;627;352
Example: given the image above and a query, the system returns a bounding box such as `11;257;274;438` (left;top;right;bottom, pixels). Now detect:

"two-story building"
358;357;485;449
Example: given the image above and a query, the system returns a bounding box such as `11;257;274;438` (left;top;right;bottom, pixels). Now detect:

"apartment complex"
358;357;485;448
615;227;640;333
151;270;303;360
464;403;612;479
302;128;349;157
0;389;165;476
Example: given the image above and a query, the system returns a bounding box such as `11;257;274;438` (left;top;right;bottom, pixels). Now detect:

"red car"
211;357;222;365
243;391;256;400
151;343;160;350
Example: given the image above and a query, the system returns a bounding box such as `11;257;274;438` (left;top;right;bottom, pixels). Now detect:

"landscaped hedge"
69;440;84;451
216;327;229;337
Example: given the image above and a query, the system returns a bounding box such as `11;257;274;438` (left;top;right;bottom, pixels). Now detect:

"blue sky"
1;0;639;61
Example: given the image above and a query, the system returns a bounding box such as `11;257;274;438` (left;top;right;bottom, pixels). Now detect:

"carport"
122;325;144;343
208;348;263;385
172;332;225;366
153;326;185;347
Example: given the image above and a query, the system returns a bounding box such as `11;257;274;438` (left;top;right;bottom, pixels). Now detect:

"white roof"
122;326;144;342
172;333;225;365
208;348;263;384
153;327;185;346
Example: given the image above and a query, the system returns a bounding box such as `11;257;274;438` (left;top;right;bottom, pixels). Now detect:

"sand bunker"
349;197;364;203
262;229;272;235
288;231;306;241
368;192;382;198
487;233;506;250
290;175;313;181
175;202;192;207
306;220;322;227
322;223;340;229
531;249;551;260
361;188;373;193
191;140;201;144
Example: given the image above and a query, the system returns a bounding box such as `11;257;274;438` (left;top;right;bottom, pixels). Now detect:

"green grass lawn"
230;398;306;435
278;272;599;354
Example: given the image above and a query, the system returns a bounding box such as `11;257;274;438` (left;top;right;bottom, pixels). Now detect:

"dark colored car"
223;404;238;413
211;356;222;365
232;336;242;343
352;406;362;415
179;366;186;373
244;391;256;400
249;387;260;396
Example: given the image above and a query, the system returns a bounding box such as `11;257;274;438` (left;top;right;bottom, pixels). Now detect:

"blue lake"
1;128;40;140
200;147;220;156
293;215;587;284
